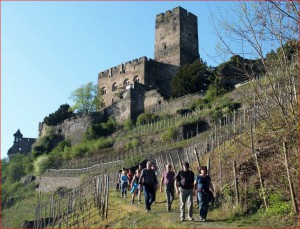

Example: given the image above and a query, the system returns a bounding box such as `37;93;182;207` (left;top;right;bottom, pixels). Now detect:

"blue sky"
2;1;239;159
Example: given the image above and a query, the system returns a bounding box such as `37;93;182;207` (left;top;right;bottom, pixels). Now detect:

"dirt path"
98;189;240;228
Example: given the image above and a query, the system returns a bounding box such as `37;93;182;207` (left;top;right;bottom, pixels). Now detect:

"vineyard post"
283;141;298;214
185;150;190;165
251;123;267;209
105;175;109;219
207;158;210;176
169;153;177;174
176;150;183;170
233;160;239;205
194;148;201;171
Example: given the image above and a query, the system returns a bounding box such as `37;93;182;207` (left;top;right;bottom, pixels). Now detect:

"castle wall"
98;57;148;107
39;112;106;145
105;95;132;123
145;92;204;115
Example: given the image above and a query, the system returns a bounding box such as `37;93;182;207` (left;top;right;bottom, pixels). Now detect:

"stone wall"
39;112;106;144
36;176;81;193
145;92;204;115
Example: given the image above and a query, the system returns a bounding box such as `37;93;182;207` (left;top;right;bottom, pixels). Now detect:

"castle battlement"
156;6;196;22
98;56;149;79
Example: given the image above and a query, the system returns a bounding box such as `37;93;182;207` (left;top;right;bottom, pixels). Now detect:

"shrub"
161;127;177;142
32;129;64;157
92;137;114;151
136;113;159;125
69;143;90;158
125;139;139;150
85;116;117;140
264;192;292;216
189;98;210;110
43;104;74;126
123;119;134;131
34;155;50;175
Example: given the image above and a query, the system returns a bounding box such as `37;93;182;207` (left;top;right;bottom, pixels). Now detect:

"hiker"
160;164;175;212
127;169;134;190
151;164;158;203
130;169;142;204
139;161;158;212
194;166;214;222
116;170;122;190
120;170;128;198
175;162;195;222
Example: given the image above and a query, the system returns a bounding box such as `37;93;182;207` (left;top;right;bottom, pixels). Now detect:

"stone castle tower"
154;7;199;66
98;6;199;108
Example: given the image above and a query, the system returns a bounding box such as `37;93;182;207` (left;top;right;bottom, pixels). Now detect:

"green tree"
85;116;117;140
43;104;74;126
69;82;99;114
171;59;212;97
4;154;26;183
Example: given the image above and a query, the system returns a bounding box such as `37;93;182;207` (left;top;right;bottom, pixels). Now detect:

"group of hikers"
117;160;214;222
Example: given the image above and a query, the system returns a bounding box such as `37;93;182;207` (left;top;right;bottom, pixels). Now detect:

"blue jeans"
165;184;175;206
121;182;128;196
143;185;155;210
197;191;209;219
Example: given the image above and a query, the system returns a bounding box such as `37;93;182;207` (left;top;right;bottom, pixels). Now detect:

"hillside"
2;65;299;228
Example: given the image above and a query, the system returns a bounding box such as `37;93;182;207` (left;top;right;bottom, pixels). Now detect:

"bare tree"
209;1;299;213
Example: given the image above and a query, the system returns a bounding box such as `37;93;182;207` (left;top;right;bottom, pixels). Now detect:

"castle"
98;6;199;107
8;7;202;158
7;129;36;159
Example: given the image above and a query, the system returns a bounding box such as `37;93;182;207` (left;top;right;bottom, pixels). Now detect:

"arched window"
112;83;118;92
133;75;140;83
101;87;107;95
123;79;130;85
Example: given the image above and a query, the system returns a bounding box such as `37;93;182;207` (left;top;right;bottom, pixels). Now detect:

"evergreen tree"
171;59;212;97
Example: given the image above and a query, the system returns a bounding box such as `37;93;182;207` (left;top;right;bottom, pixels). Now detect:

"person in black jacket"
175;162;195;222
139;161;158;212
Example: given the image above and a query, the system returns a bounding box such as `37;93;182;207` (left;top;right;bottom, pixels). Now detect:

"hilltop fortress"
47;6;201;144
98;6;199;106
8;7;203;158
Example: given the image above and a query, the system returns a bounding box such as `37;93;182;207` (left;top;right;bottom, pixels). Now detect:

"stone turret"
13;129;23;143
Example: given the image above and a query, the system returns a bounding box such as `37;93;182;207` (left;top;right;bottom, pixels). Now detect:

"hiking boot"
167;204;171;212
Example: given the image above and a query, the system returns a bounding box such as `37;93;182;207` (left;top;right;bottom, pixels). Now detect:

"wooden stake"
194;148;201;171
251;123;267;209
233;160;239;205
283;141;298;214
